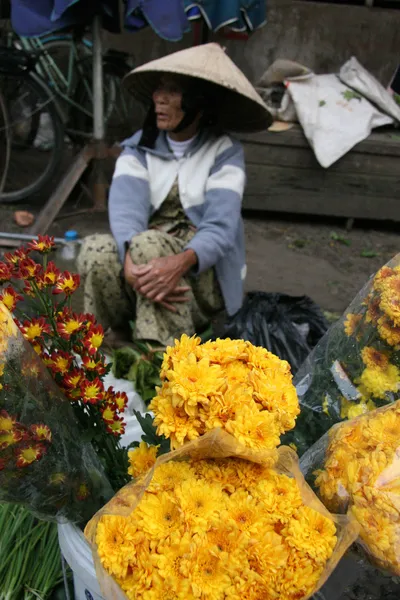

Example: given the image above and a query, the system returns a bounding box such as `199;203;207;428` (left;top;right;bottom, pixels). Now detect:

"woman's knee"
129;230;168;263
77;234;118;275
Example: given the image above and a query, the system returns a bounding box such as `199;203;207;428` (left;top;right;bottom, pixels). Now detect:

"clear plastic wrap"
85;429;358;600
301;400;400;575
0;303;112;522
284;253;400;456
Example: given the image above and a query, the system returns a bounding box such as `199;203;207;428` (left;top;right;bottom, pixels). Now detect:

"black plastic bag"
224;292;328;373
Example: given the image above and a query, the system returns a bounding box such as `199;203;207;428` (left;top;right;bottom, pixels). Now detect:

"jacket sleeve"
185;139;246;274
108;147;151;263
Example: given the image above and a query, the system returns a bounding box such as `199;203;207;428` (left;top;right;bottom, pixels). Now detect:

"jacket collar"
120;129;212;159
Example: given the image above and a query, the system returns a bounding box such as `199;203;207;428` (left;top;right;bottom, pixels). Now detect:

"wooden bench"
239;126;400;222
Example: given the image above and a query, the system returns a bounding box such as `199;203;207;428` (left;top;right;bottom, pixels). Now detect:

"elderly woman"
78;43;271;346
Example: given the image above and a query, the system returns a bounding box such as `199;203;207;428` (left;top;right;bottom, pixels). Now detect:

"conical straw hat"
123;43;272;133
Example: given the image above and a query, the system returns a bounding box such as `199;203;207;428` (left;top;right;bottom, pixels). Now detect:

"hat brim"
123;69;273;133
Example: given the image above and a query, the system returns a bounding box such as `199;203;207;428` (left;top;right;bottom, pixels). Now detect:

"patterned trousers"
77;231;223;347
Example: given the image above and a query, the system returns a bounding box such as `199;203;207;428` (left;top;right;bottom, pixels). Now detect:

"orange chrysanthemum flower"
15;443;46;467
0;286;22;312
84;325;104;355
28;235;55;253
30;423;52;443
50;350;72;375
53;271;80;296
361;347;389;371
21;317;51;341
80;377;104;404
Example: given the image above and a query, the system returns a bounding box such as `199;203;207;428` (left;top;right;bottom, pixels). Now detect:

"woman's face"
152;77;185;131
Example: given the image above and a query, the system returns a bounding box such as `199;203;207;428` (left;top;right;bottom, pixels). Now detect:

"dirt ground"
1;194;398;320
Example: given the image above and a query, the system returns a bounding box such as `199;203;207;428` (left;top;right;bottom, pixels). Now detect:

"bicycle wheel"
70;59;143;142
0;72;64;202
0;90;11;196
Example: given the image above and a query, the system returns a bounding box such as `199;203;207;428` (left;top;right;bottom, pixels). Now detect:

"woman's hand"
124;251;151;288
134;250;197;312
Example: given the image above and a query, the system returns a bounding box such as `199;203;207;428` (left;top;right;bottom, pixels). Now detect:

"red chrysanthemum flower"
5;248;30;267
101;404;116;424
57;312;85;340
63;368;84;389
81;354;107;376
17;258;42;280
0;457;6;471
31;340;43;356
113;391;128;413
103;386;115;404
83;325;104;355
0;286;23;312
0;409;17;432
49;350;73;375
20;317;51;342
28;235;55;253
15;443;47;468
83;313;96;329
0;428;23;450
76;483;90;501
30;423;52;443
22;282;36;297
80;377;104;404
39;261;60;288
53;272;80;296
0;262;13;284
105;416;126;437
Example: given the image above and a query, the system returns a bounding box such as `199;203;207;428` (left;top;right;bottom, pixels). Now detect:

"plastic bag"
300;401;400;576
286;73;393;168
0;303;112;522
224;292;328;374
85;429;358;600
284;253;400;456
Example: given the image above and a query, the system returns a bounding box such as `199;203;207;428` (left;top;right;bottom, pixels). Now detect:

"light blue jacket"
108;129;246;316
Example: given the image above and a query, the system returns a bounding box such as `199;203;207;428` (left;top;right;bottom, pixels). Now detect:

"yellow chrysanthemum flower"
134;491;183;541
373;266;396;292
344;313;363;337
222;489;270;535
283;506;337;565
128;442;158;479
161;334;201;378
379;286;400;327
377;315;400;347
96;515;140;579
148;461;195;494
197;338;248;365
225;404;280;450
150;392;203;449
249;368;299;432
180;541;233;600
176;479;225;530
357;363;400;399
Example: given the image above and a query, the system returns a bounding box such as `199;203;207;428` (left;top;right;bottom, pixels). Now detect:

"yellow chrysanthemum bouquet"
285;253;400;456
85;336;358;600
303;400;400;575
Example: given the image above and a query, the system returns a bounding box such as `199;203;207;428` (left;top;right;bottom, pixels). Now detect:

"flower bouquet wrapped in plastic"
301;400;400;575
85;430;358;600
0;302;111;522
84;335;358;600
284;253;400;456
0;235;133;522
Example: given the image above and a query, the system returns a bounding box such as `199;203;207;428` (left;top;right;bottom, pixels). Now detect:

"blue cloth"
109;128;246;316
11;0;190;40
184;0;266;32
125;0;190;41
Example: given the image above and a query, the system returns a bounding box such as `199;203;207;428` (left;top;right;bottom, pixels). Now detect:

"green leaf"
341;90;362;102
293;239;307;248
330;231;351;245
360;249;378;258
319;100;326;107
